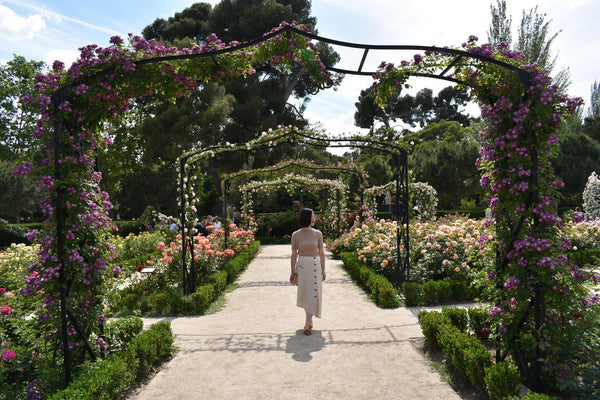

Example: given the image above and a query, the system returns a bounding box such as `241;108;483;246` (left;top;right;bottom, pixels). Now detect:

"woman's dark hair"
298;208;313;228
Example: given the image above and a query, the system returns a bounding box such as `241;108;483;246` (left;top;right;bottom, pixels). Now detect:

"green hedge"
402;278;476;306
111;240;261;316
48;321;174;400
0;218;30;248
339;252;400;308
418;309;522;399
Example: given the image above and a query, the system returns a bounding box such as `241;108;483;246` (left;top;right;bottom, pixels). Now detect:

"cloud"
0;4;46;41
1;0;124;37
44;49;80;69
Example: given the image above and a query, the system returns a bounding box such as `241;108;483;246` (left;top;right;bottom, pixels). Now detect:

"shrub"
103;316;143;351
48;321;173;400
484;361;520;400
437;322;492;391
441;307;468;333
467;307;492;340
583;171;600;219
191;283;215;313
208;270;228;293
340;252;400;308
401;278;476;306
401;282;424;306
418;310;449;349
521;392;558;399
0;218;29;248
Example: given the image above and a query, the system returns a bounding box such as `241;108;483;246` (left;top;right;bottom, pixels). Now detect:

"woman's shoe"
303;326;312;335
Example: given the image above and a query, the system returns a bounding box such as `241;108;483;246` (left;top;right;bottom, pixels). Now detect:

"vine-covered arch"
178;125;410;293
19;21;590;391
221;158;367;230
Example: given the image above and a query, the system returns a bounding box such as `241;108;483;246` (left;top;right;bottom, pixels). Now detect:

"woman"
290;208;326;335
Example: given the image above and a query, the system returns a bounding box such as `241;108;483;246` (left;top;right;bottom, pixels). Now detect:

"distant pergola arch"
179;126;409;294
220;158;367;229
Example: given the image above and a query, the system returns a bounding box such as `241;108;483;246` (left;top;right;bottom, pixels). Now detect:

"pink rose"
1;349;16;360
1;305;11;315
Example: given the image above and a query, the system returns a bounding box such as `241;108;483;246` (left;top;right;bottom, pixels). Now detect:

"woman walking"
290;208;326;335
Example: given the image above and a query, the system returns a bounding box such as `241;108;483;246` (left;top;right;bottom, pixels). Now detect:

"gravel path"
128;244;463;400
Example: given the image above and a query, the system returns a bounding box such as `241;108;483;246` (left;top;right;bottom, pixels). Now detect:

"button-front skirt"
295;255;322;318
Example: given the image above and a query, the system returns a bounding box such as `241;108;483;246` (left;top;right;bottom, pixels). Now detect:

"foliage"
371;31;595;393
484;361;521;400
408;121;482;209
353;85;472;130
551;131;600;202
582;171;600;219
137;0;343;178
108;238;259;316
0;218;29;249
419;309;493;391
17;20;328;380
402;279;475;306
487;0;570;91
0;242;39;290
0;160;42;223
0;55;46;162
47;321;173;400
339;252;400;308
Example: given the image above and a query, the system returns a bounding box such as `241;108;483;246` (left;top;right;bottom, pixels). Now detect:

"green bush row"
401;278;476;306
0;218;30;248
418;309;518;398
339;252;400;308
48;321;174;400
566;248;600;268
112;240;261;316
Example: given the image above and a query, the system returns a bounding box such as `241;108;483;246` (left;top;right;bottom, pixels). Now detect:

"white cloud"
44;49;80;69
0;4;46;41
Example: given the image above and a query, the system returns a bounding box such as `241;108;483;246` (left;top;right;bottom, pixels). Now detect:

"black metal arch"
179;127;410;294
48;22;538;384
221;159;367;235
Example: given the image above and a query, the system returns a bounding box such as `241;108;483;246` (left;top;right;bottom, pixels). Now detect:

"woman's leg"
304;311;313;333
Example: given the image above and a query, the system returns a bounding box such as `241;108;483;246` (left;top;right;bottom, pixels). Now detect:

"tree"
0;160;40;222
552;129;600;206
583;81;600;141
0;55;46;162
409;121;482;208
354;86;471;130
136;0;342;204
141;0;341;156
487;0;571;91
487;0;512;47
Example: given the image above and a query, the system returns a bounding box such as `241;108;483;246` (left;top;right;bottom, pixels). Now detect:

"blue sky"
1;0;598;136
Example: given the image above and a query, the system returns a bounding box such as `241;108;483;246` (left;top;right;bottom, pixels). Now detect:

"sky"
1;0;599;137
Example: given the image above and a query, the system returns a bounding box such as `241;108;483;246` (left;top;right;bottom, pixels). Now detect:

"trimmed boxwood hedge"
402;278;477;306
48;321;174;400
339;252;400;308
110;240;261;316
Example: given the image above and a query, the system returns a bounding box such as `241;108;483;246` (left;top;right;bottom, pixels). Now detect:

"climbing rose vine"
372;36;598;393
15;22;328;375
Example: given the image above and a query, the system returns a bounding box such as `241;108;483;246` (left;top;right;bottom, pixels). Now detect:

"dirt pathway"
128;244;463;400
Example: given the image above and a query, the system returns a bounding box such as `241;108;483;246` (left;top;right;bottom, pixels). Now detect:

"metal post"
52;92;71;384
179;157;189;295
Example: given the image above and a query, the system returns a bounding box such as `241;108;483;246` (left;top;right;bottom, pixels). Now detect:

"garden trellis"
221;158;368;233
18;21;591;391
178;125;410;293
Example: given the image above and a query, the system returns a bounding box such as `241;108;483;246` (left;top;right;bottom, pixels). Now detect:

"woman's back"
292;228;321;256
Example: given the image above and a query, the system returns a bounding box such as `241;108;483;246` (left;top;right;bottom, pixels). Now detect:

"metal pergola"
48;23;536;385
